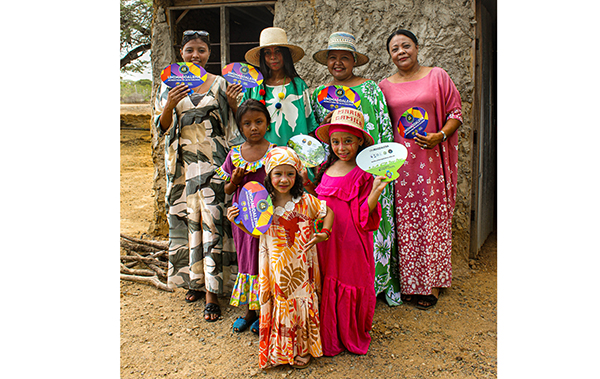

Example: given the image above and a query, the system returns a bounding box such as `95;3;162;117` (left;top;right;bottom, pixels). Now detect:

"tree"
120;0;152;73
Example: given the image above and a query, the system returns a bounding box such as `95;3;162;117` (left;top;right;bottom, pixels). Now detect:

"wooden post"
220;6;230;69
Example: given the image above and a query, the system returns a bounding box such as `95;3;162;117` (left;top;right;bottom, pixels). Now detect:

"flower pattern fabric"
312;80;402;306
378;67;462;296
258;193;326;368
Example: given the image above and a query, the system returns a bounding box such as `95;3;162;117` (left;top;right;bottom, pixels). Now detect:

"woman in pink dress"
313;108;389;356
378;29;463;310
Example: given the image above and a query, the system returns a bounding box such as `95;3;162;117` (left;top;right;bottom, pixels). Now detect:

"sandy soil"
120;104;497;378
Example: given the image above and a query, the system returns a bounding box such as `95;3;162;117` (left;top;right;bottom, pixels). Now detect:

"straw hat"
313;31;369;67
245;27;305;67
315;108;375;146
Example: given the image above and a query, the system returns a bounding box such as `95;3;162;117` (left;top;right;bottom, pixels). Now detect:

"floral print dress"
257;193;326;368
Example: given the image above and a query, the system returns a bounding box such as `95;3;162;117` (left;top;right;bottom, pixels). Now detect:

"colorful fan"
160;62;207;89
317;85;361;110
234;181;273;236
222;62;264;89
398;106;428;139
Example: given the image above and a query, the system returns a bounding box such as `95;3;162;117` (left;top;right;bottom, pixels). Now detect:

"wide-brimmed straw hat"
245;27;305;67
313;31;369;67
315;108;374;146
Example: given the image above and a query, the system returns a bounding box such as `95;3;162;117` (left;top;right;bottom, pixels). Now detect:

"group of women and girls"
154;26;463;369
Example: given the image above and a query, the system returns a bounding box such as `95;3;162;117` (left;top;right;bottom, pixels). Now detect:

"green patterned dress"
311;80;402;305
154;76;244;296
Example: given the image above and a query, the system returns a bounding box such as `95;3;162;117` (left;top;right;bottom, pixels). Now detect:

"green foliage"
120;0;152;74
120;79;152;103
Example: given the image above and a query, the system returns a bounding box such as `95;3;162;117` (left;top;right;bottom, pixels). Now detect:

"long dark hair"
235;99;271;138
259;46;299;93
386;29;419;54
264;168;305;200
313;142;368;186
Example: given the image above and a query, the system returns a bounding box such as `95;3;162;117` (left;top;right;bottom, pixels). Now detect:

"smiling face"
262;46;284;72
327;50;356;82
330;131;363;162
269;164;297;195
388;34;419;72
239;110;267;143
180;38;211;67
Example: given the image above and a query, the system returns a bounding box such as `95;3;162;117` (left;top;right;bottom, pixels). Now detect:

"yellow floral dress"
257;193;326;368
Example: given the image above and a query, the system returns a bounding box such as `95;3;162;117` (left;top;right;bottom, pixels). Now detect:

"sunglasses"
183;30;209;37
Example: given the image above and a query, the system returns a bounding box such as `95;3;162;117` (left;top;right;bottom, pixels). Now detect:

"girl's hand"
303;232;328;252
227;205;240;223
230;164;249;187
414;131;443;150
226;84;244;111
367;176;390;211
165;83;190;111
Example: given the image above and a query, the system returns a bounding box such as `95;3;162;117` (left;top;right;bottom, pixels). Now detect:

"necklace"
274;195;301;216
274;74;286;109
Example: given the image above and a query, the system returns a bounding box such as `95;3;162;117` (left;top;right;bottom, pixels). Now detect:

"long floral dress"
312;80;402;306
378;67;462;296
258;193;326;368
154;76;244;295
315;166;382;356
215;143;275;310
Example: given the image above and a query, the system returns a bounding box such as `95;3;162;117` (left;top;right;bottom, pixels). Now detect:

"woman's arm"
414;118;461;150
158;83;190;132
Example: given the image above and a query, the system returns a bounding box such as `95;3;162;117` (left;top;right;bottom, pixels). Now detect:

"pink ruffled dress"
315;166;382;356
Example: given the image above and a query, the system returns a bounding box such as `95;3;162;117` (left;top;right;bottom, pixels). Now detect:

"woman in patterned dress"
310;31;402;306
378;29;463;310
227;27;319;150
154;30;243;321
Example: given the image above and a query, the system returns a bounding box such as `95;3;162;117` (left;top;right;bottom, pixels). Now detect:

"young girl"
216;99;275;333
227;147;334;369
312;107;390;356
226;27;319;148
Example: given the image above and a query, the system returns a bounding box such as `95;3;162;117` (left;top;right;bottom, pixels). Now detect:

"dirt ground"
120;104;497;378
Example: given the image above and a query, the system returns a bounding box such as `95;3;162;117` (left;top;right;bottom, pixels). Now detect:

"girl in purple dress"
216;99;275;333
312;107;390;356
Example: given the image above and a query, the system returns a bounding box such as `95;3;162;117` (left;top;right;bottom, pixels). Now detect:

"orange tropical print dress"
258;193;326;368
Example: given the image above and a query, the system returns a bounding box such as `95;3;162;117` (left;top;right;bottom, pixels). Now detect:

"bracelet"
440;130;447;142
321;228;331;240
303;179;313;187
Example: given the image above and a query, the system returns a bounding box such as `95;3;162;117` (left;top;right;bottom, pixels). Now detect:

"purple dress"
216;143;274;310
315;166;382;356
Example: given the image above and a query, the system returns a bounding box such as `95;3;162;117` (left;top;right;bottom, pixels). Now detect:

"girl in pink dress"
312;108;390;356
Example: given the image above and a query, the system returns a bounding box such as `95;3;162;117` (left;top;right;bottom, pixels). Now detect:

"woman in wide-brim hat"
310;31;403;307
227;27;319;154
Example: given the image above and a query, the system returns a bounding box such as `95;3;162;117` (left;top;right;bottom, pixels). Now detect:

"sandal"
401;294;415;304
250;318;260;335
233;317;251;333
415;294;438;310
291;355;311;369
204;303;221;322
185;289;203;303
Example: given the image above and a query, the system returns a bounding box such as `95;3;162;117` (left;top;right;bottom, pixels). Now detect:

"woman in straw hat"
227;27;319;148
379;29;462;310
312;107;390;356
310;31;402;306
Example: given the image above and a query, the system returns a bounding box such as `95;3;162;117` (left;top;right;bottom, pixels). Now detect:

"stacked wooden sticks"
120;234;172;292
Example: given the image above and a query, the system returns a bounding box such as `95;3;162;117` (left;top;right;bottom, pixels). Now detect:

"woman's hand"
321;111;334;125
226;84;244;113
414;131;444;150
227;205;240;223
165;83;190;111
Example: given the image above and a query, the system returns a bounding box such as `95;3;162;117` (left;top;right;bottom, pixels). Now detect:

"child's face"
240;110;267;143
330;132;363;162
270;164;296;195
